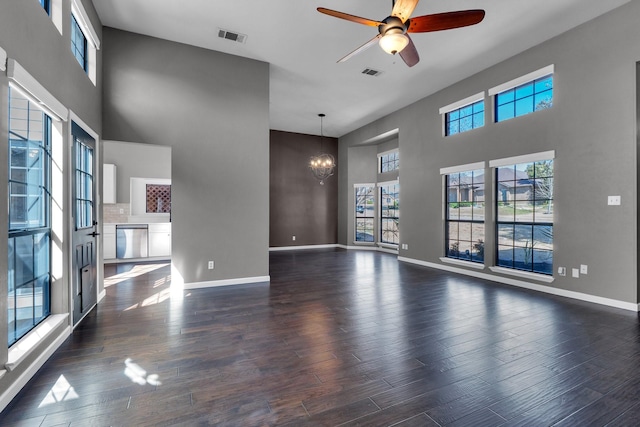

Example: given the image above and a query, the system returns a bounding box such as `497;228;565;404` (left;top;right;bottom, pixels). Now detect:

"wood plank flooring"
1;248;640;426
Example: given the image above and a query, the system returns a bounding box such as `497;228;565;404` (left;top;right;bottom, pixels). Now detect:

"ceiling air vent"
361;68;382;77
217;29;247;44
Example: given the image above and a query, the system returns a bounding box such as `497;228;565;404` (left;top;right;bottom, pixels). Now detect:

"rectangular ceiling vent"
218;29;247;44
361;68;383;77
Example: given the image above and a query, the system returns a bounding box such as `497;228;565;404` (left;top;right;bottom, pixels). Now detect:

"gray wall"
270;130;338;247
101;28;270;284
103;140;171;203
0;0;102;403
339;1;640;304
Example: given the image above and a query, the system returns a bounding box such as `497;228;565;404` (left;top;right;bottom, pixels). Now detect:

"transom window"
354;184;375;242
71;14;88;71
7;87;52;346
445;100;485;136
445;168;485;263
495;75;553;122
379;150;399;173
379;182;399;245
494;156;554;275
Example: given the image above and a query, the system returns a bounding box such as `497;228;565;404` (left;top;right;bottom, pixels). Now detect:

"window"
354;184;375;242
379;150;399;173
71;14;87;71
74;138;94;229
445;100;485;136
39;0;50;14
70;0;101;84
8;87;52;346
490;65;554;123
379;182;399;245
493;153;554;275
445;167;485;263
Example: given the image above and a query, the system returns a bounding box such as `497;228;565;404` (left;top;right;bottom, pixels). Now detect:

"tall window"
8;87;52;346
445;100;485;136
71;14;88;71
379;150;399;173
379;182;399;245
495;74;553;122
445;168;485;263
495;157;553;275
354;185;375;242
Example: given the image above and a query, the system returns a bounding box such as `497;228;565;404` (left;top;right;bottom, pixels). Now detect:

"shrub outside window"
445;169;485;262
496;159;553;275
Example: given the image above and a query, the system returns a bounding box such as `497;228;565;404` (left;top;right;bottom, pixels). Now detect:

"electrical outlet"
558;267;566;276
608;195;621;206
119;208;124;214
572;268;579;278
292;235;296;241
208;261;214;270
580;264;588;274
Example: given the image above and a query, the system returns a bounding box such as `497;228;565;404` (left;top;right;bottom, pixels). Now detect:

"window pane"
534;90;553;110
473;112;484;128
471;223;485;243
458;223;471;242
515;97;534;117
497;202;514;222
533;225;553;248
448;222;459;241
448;110;459;120
534;200;553;222
447;121;459;136
497;224;514;246
497;246;513;267
514;200;534;222
514;224;533;247
448;241;460;258
534;76;553;92
459;105;473;118
533;250;553;275
448;203;460;221
472;202;485;221
515;83;534;99
457;241;472;261
497;89;514;105
473;101;484;113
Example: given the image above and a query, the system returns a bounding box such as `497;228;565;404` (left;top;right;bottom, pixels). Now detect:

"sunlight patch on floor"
124;358;162;386
104;263;170;287
38;375;79;408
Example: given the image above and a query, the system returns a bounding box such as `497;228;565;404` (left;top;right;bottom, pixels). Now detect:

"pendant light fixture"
309;113;335;185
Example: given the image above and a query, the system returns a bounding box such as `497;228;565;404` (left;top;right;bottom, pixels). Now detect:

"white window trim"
489;266;555;283
488;65;554;96
353;183;376;188
0;46;6;71
440;257;485;270
439;92;485;115
6;314;68;371
440;161;485;176
489;150;555;168
6;59;68;121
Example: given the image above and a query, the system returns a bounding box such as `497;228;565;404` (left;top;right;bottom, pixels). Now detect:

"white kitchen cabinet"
103;164;117;204
103;224;116;260
148;223;171;257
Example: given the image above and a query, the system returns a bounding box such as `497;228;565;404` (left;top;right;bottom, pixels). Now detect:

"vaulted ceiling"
93;0;630;137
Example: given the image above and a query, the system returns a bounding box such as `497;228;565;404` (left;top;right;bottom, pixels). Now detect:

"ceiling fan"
317;0;485;67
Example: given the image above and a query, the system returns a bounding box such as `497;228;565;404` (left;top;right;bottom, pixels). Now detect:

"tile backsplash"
104;203;130;223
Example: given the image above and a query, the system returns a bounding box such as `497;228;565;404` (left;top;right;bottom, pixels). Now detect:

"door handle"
89;231;100;237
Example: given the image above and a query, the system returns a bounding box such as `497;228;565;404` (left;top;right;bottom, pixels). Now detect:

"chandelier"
309;113;335;185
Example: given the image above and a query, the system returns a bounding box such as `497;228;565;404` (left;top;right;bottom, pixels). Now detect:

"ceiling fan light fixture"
379;29;409;55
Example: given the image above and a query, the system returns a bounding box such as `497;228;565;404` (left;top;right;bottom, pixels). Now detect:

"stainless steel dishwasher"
116;224;149;259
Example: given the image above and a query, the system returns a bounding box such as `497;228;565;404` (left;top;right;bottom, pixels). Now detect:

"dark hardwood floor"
2;248;640;426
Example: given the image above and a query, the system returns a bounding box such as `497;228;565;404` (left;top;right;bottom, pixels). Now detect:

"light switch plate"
608;196;621;205
580;264;588;274
572;268;579;278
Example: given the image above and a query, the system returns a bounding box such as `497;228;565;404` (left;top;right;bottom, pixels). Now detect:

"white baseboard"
183;275;271;290
0;324;72;412
269;244;339;251
343;245;378;251
398;256;638;312
98;289;106;302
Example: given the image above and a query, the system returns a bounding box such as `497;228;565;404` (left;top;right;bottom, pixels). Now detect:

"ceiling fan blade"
399;35;419;67
391;0;420;23
337;34;382;63
407;10;485;33
317;7;384;27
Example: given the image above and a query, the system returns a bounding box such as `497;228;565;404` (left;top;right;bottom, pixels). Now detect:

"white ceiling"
93;0;629;138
